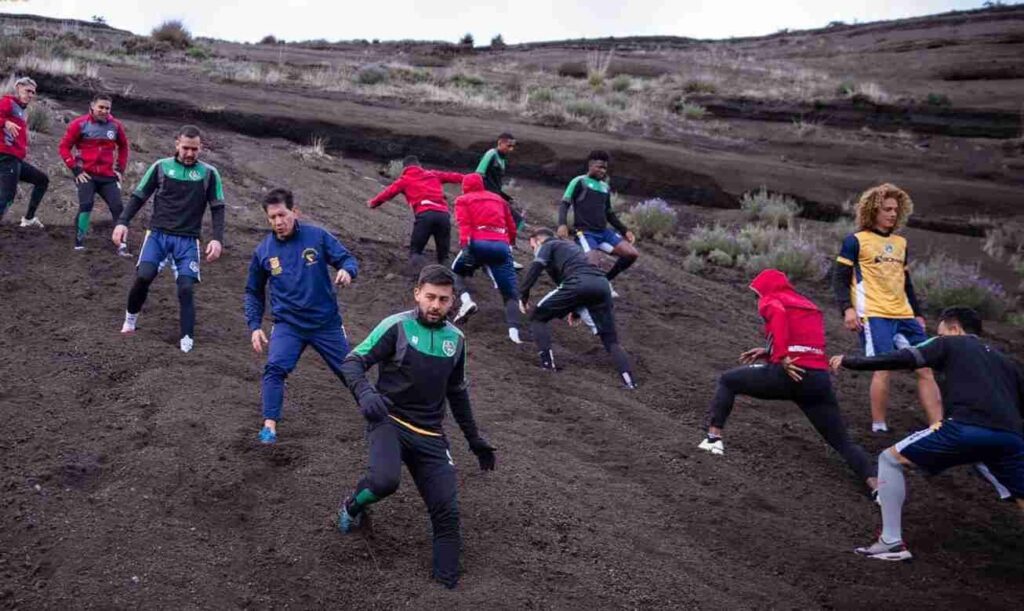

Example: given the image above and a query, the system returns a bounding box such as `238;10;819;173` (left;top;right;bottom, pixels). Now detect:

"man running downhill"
58;93;130;253
337;264;496;590
368;155;463;272
245;188;358;444
114;125;225;353
832;307;1024;561
0;77;49;229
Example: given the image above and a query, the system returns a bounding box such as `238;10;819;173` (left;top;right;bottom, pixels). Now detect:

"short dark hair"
402;155;420;168
262;188;294;211
939;307;982;335
497;132;515;142
417;264;456;288
588;150;610;163
178;124;202;139
92;93;112;104
530;227;555;240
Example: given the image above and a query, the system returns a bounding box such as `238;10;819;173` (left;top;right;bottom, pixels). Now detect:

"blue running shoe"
258;426;277;445
337;500;366;534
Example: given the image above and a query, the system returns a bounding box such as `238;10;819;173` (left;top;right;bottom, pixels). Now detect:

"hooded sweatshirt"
367;165;464;215
749;269;828;370
0;95;30;160
454;173;517;247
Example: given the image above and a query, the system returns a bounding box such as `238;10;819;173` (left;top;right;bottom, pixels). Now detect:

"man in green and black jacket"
336;264;496;590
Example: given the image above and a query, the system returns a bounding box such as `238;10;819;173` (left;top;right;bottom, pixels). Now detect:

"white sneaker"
19;216;44;228
121;312;138;334
609;282;620;299
508;327;523;344
871;422;889;433
180;335;194;353
453;299;478;324
513;260;524;270
854;538;912;561
698;437;724;455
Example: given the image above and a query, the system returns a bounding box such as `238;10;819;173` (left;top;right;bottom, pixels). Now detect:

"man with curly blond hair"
832;183;942;433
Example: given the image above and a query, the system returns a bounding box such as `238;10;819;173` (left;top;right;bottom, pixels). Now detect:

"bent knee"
369;474;400;499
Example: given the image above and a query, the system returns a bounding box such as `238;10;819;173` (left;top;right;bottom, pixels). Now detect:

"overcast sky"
0;0;1003;44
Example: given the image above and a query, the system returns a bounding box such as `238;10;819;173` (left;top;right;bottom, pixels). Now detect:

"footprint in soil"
742;491;782;516
57;453;104;490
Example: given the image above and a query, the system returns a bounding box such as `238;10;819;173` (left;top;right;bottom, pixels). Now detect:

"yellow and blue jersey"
835;230;917;319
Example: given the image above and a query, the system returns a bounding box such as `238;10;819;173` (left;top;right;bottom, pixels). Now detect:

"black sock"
606;256;635;281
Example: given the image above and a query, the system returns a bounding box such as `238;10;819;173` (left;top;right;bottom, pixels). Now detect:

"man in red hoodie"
368;156;463;272
0;77;49;228
697;269;876;493
450;173;522;344
59;93;130;253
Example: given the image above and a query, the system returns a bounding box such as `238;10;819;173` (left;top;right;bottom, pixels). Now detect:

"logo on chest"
269;256;282;276
873;242;903;265
442;339;457;357
302;248;319;266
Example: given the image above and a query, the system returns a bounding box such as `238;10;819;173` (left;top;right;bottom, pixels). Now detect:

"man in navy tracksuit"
244;188;359;444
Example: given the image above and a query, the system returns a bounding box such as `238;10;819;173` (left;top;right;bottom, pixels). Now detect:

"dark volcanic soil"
1;123;1022;609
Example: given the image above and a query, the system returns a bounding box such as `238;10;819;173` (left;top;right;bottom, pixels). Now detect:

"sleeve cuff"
836;257;854;266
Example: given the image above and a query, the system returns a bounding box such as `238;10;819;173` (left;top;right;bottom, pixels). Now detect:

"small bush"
686;225;751;259
673;99;707;120
260;35;278;45
740;187;802;228
742;238;824;281
384;158;404;179
611;74;632;92
683;253;707;275
0;37;31;61
490;34;506;49
707;249;734;267
566;99;611;128
836;81;855;96
683;80;718;95
449;72;485;88
910;253;1012;319
123;36;173;56
527;87;556;106
629;198;678;240
355;64;389;85
151;20;192;49
925;92;952;107
828;216;859;242
185;46;210;60
556;61;587;78
26;104;51;134
459;33;474;47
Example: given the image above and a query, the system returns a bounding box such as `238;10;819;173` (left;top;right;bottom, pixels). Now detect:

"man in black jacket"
831;307;1024;561
336;265;496;590
519;227;636;389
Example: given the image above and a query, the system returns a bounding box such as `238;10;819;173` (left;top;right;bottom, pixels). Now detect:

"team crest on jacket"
107;130;115;139
442;339;457;357
302;248;319;265
269;256;282;275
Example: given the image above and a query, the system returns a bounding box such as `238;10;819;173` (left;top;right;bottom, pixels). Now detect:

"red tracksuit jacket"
454;173;516;247
0;95;30;160
368;165;463;215
750;269;829;370
58;113;129;178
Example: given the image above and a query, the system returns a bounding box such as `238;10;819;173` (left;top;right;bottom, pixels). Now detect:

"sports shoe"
74;235;85;251
538;349;556;371
121;312;138;335
508;327;523;344
854;538;912;561
180;335;194;353
698;437;725;455
513;260;524;270
622;371;638;390
19;216;44;228
258;426;277;445
337;500;367;534
453;300;478;324
871;422;889;434
117;242;132;258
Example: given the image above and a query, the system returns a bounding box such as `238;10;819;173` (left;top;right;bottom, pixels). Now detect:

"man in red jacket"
368;156;463;272
0;77;49;229
450;173;522;344
697;269;877;493
59;93;130;253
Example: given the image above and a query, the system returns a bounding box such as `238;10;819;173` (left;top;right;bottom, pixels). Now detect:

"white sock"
508;327;521;343
872;421;889;433
460;292;472;305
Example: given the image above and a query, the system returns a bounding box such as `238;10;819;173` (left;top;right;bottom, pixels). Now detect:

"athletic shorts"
138;229;202;281
896;420;1024;498
578;228;622;254
860;316;927;357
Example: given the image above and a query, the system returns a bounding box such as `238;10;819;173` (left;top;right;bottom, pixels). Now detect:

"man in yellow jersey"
832;183;941;433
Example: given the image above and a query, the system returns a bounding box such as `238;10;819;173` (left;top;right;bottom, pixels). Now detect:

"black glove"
357;391;392;423
72;166;84;177
468;437;496;471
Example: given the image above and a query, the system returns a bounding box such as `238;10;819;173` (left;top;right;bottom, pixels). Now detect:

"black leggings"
409;210;451;264
127;262;197;339
75;177;123;237
0;155;48;220
707;365;874;481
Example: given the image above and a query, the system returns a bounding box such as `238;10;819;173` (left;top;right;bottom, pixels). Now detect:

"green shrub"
0;37;31;61
687;224;829;280
449;72;485;88
260;35;278;45
26;104;51;134
611;74;632;92
740;187;802;228
836;81;855;96
355;64;389;85
683;253;707;275
123;35;173;56
910;254;1012;319
686;225;752;259
673;99;707;119
459;33;474;47
185;46;210;60
384;158;404;179
151;20;192;49
490;34;506;49
707;249;734;267
742;238;824;281
527;87;556;106
925;92;952;107
683;80;717;95
629;198;678;240
566;99;611;127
